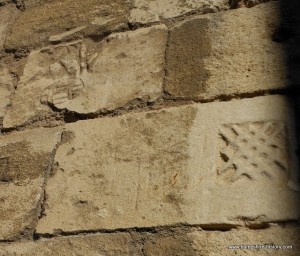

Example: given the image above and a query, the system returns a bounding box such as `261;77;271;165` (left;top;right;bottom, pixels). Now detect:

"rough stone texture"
0;128;62;240
0;4;17;50
0;0;299;253
165;2;287;99
0;226;299;255
143;226;300;256
3;25;167;128
0;233;137;255
0;68;14;124
36;95;300;234
5;0;129;49
130;0;229;23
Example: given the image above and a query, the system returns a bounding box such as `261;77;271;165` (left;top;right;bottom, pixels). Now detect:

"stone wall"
0;0;299;255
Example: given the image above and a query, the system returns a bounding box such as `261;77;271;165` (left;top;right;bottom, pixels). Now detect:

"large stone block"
5;0;129;48
36;95;300;234
165;2;287;99
0;233;137;255
0;127;62;240
0;4;17;50
130;0;229;23
3;25;168;128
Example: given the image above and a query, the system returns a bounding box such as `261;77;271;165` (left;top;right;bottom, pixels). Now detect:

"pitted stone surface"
130;0;229;23
36;95;299;234
0;128;62;240
165;2;287;99
3;25;167;128
5;0;129;48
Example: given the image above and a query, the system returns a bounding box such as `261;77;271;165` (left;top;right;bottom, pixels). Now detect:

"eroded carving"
39;42;99;108
217;122;289;182
40;78;85;106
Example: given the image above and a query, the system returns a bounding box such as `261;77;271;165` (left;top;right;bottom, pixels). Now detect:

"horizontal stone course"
5;0;129;48
0;226;299;255
3;25;167;128
3;2;288;128
165;2;287;99
35;95;300;234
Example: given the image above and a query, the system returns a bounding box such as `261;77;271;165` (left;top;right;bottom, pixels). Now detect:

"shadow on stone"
278;0;300;226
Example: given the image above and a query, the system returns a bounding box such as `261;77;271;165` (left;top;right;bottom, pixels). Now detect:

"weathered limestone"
143;226;300;256
130;0;229;23
0;226;298;255
165;2;287;99
36;95;300;234
3;25;168;128
0;128;62;240
5;0;129;48
0;4;17;50
0;233;137;255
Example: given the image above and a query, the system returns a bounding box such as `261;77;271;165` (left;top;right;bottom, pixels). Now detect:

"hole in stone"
220;152;229;162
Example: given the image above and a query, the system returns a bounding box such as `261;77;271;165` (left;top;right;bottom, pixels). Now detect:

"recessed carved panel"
217;122;289;183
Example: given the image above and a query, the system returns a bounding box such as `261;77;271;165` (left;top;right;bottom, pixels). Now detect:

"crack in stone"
15;221;295;242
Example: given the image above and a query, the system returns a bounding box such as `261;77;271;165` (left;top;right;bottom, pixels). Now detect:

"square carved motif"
217;122;290;183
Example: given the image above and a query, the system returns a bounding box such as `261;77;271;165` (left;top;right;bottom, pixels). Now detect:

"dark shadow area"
277;0;300;223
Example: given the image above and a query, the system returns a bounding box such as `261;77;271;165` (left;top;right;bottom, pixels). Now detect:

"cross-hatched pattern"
217;122;289;183
40;78;84;106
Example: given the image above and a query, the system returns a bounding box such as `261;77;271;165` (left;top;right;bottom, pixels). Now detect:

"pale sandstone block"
36;95;300;234
0;4;17;50
0;128;62;240
0;233;136;256
143;226;300;256
3;25;168;128
5;0;129;48
130;0;229;23
165;2;287;99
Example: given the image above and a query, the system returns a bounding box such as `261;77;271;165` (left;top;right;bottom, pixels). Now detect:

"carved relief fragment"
217;122;289;183
40;78;85;106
